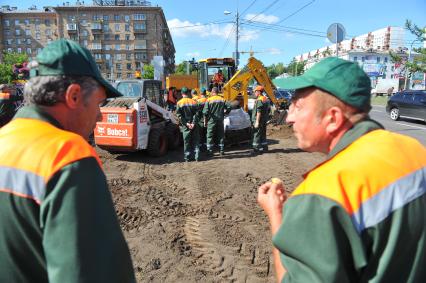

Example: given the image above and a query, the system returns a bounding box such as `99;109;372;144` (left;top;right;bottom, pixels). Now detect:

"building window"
114;14;120;21
17;48;22;53
35;24;40;31
25;29;31;36
115;44;121;50
116;63;122;70
7;48;13;53
92;43;102;50
26;38;31;44
93;34;102;40
103;15;109;21
353;56;357;62
6;39;13;45
82;30;88;37
361;57;365;62
126;53;132;60
105;54;111;60
134;34;144;40
16;38;21;45
384;57;388;63
134;23;146;31
104;34;110;40
24;19;30;25
46;29;51;36
37;48;42;54
124;15;130;22
5;30;10;36
376;57;381;63
45;19;50;26
115;34;120;40
116;73;122;79
125;45;130;50
81;19;87;25
125;24;130;32
134;40;147;50
115;54;122;60
115;24;120;32
127;73;132;78
35;32;41;40
133;14;146;20
26;48;32;54
94;53;102;60
135;62;141;68
4;20;10;27
15;19;20;25
15;29;21;36
135;52;147;60
83;40;88;47
127;63;132;70
93;15;101;21
125;34;130;41
105;45;111;51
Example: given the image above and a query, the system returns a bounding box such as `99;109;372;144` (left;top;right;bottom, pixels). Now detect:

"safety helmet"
255;85;264;92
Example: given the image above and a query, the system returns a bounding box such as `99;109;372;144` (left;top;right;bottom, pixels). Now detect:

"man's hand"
254;120;260;129
257;180;287;234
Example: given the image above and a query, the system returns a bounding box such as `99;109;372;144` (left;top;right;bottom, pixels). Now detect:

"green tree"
267;62;286;79
0;52;29;84
174;61;196;75
287;59;306;76
142;64;154;79
390;20;426;88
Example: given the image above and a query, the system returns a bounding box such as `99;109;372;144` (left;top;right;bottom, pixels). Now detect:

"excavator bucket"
270;109;288;126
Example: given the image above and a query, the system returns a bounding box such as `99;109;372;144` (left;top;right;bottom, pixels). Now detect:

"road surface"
370;105;426;146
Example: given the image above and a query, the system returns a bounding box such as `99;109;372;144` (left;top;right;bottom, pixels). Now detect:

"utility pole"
404;39;419;90
235;10;239;69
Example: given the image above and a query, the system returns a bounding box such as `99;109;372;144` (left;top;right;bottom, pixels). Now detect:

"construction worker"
212;69;225;91
257;57;426;282
251;85;270;154
0;84;22;128
0;39;135;282
176;86;200;161
191;88;199;100
196;87;208;150
203;86;231;156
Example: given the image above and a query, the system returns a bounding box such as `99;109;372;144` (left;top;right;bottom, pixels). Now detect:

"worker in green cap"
257;57;426;283
0;39;135;282
176;86;200;161
191;88;199;100
251;85;270;154
202;87;231;156
196;87;208;150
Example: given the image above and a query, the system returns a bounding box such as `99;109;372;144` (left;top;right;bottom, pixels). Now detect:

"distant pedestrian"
196;87;208;150
251;85;270;154
176;86;200;161
387;86;394;97
203;87;231;156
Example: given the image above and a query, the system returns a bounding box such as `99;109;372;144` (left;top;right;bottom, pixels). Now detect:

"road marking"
371;109;384;113
395;122;426;130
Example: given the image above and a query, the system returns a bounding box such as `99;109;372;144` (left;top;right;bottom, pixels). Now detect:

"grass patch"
371;95;389;106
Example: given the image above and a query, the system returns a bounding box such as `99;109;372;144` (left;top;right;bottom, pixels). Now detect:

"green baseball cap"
201;87;207;94
281;57;371;111
181;87;188;94
30;39;122;98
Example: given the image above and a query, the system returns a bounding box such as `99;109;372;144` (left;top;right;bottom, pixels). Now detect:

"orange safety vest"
0;118;101;204
0;92;11;99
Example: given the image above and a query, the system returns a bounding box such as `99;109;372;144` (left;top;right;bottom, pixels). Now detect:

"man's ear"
64;84;82;109
325;106;346;134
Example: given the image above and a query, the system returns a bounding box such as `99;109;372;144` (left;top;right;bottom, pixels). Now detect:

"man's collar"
14;105;64;129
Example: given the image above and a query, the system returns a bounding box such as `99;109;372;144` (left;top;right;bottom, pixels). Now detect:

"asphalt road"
370;105;426;146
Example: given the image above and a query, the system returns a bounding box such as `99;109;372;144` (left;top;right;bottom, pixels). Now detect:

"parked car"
386;90;426;121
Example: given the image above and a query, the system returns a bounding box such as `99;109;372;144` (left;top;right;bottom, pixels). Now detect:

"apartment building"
0;2;175;81
293;27;408;87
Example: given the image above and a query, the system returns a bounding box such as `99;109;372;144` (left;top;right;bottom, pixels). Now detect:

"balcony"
90;41;102;50
91;22;102;32
133;22;146;33
134;40;147;50
66;23;77;32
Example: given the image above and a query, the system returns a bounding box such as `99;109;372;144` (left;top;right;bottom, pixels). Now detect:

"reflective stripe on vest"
0;118;101;205
292;129;426;233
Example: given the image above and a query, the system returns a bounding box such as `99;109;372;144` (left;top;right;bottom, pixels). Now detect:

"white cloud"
266;48;282;55
167;18;236;39
185;51;200;59
244;13;279;24
239;29;260;42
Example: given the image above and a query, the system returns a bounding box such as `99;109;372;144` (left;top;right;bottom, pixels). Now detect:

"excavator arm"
222;57;285;111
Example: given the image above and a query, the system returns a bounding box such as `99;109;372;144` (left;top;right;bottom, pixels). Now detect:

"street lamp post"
224;10;240;69
404;39;419;90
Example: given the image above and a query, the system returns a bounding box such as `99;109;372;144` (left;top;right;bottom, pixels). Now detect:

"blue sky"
11;0;426;66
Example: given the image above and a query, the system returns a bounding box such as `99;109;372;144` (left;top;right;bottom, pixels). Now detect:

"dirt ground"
98;125;324;282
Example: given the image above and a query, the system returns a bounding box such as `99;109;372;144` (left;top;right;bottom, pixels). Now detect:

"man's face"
255;90;261;97
286;88;329;153
74;86;106;140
